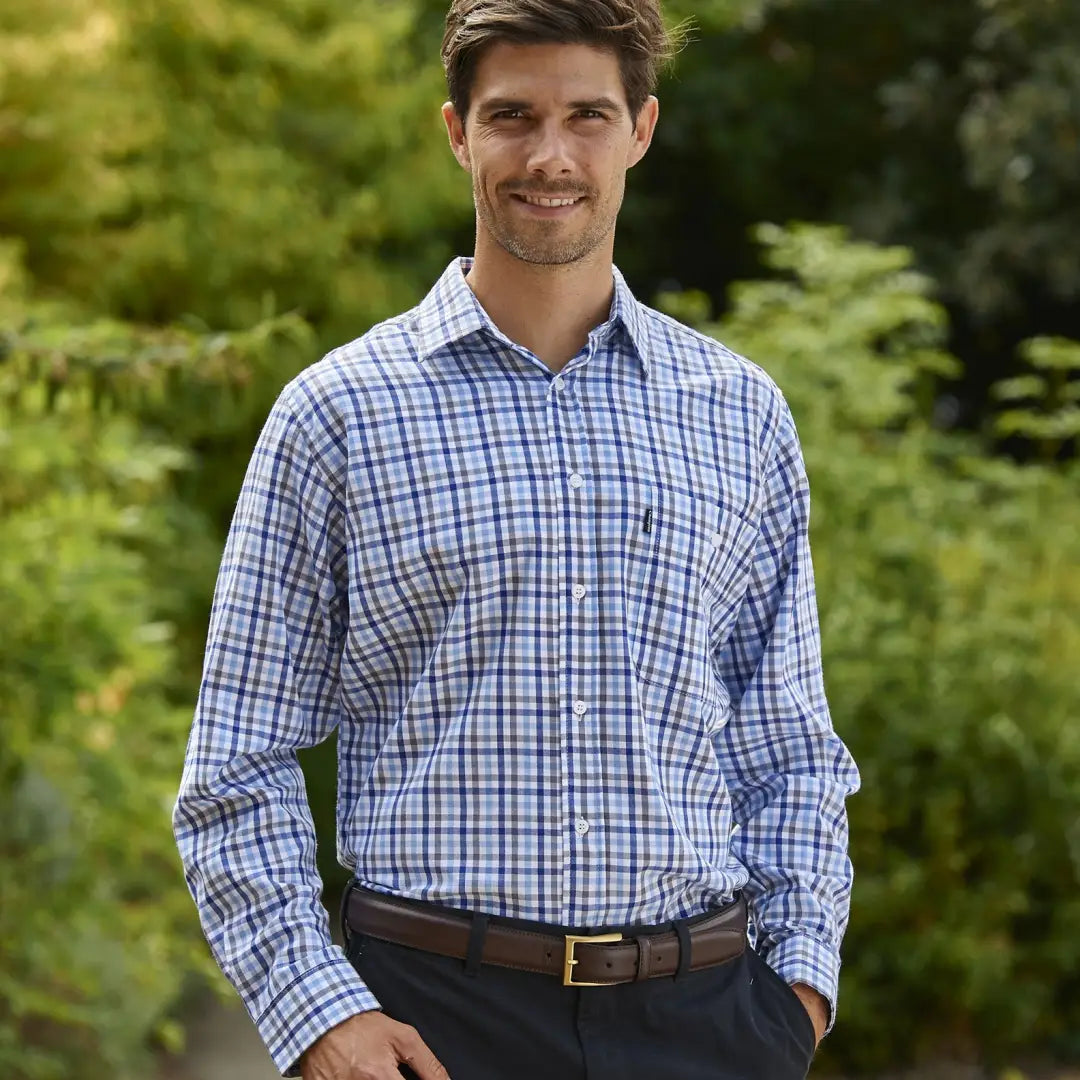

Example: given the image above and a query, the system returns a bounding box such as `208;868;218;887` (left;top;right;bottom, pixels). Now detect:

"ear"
626;95;660;169
442;102;472;172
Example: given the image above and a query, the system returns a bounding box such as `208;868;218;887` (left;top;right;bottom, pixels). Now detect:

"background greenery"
1;0;1077;1076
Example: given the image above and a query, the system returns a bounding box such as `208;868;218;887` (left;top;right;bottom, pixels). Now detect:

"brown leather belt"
345;888;747;986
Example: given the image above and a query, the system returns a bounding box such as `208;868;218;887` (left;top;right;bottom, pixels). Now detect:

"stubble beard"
474;179;616;267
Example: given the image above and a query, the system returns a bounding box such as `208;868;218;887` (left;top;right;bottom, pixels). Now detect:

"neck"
464;229;616;375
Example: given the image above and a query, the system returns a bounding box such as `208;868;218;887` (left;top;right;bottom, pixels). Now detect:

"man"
173;2;861;1078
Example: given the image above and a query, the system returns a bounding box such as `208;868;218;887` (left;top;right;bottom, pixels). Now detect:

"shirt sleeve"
173;387;379;1076
711;395;861;1035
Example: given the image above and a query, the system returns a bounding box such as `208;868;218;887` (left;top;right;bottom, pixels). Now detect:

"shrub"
0;241;313;1078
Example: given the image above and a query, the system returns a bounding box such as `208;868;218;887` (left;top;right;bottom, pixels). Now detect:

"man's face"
443;42;659;267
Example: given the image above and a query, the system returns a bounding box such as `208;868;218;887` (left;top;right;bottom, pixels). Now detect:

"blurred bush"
663;223;1080;1070
0;240;314;1079
0;0;469;349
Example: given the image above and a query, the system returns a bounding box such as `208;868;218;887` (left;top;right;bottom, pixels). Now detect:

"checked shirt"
173;257;861;1075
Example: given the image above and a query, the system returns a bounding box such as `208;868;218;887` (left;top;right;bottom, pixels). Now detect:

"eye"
576;110;605;120
491;109;525;120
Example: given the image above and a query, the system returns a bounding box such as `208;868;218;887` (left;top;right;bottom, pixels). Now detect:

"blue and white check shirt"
174;256;860;1075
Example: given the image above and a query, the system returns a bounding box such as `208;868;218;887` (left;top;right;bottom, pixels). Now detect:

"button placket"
546;368;600;904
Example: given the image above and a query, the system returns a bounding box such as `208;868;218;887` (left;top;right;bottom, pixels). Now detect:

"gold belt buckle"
563;933;623;986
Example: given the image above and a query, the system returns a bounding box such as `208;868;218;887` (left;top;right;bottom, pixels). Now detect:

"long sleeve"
712;398;861;1033
173;387;378;1075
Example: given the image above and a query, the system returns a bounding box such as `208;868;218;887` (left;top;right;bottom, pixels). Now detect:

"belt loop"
674;920;692;980
634;935;653;982
464;912;490;977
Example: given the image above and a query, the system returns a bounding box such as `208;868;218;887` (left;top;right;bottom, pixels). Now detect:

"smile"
515;194;585;207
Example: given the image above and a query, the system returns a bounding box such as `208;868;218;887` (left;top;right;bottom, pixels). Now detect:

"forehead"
470;41;627;110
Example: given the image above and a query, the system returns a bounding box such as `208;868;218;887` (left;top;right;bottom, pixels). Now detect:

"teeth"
521;195;581;207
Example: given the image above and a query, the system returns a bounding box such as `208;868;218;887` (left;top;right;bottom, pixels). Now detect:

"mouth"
510;193;588;218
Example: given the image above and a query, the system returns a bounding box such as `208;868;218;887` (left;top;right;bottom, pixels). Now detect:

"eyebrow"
477;96;623;115
476;98;531;114
568;97;623;113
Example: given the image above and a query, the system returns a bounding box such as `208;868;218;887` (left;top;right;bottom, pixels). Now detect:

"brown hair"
442;0;689;122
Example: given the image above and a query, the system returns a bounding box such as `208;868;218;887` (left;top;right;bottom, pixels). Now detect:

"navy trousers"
343;890;817;1080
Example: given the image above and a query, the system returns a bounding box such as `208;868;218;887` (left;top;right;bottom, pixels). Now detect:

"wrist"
790;983;829;1045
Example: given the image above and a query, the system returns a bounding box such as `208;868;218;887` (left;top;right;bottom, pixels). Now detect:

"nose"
525;120;574;178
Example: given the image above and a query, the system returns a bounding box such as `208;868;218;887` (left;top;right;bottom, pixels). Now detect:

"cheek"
597;161;626;200
471;148;513;190
591;142;629;187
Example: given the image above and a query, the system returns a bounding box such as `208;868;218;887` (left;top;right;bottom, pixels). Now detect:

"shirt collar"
413;257;651;378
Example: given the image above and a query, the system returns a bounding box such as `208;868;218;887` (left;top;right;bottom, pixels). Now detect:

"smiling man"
173;3;860;1079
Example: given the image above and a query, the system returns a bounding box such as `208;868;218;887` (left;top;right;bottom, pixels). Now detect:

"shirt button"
575;817;590;836
552;376;566;391
572;583;587;600
569;473;585;489
712;532;724;548
573;700;588;716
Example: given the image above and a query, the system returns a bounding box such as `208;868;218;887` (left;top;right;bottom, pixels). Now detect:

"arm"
712;397;861;1036
173;387;376;1075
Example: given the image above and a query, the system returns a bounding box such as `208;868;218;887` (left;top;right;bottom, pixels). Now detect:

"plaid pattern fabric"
174;257;860;1075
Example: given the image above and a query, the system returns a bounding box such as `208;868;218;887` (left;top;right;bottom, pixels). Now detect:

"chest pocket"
622;485;760;703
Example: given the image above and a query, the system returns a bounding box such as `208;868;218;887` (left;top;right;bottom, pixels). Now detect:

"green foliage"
667;223;1080;1071
1;0;470;348
993;337;1080;457
0;241;316;1079
0;1;117;287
